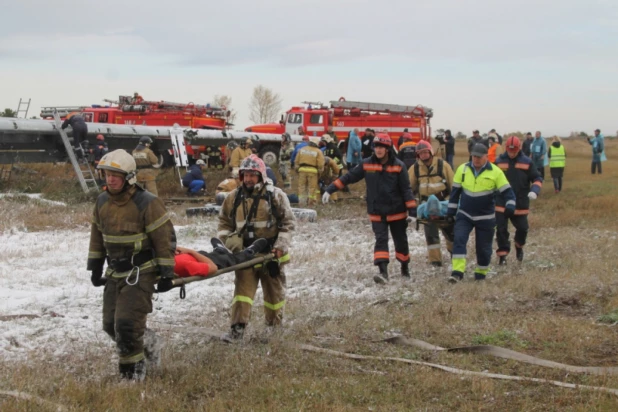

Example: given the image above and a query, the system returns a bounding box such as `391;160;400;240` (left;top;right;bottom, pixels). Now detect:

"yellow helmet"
97;149;137;185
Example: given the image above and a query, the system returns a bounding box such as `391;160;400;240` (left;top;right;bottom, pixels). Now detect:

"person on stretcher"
174;238;269;277
416;194;449;220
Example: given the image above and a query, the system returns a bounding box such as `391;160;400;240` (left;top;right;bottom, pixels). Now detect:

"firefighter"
408;140;455;267
323;133;416;283
132;136;159;196
494;136;542;264
91;134;109;186
447;144;516;282
215;169;241;205
61;113;88;154
279;133;295;190
295;136;325;206
320;156;341;202
322;134;343;168
207;145;223;169
87;149;176;380
229;138;253;174
398;132;419;169
132;92;144;104
217;154;295;340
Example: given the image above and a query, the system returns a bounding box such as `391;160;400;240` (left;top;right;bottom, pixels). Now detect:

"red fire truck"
245;98;433;148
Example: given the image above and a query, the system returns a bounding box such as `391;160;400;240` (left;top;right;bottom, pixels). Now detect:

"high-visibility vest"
549;145;566;168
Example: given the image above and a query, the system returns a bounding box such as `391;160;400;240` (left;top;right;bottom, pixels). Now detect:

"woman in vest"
548;136;566;193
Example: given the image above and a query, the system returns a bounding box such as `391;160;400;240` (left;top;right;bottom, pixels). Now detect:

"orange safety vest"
488;143;499;163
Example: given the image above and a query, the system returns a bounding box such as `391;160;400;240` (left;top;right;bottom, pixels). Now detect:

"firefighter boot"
221;323;246;343
474;272;486;281
401;262;410;278
373;262;389;284
119;360;146;381
448;271;464;284
516;247;524;262
144;329;162;369
499;256;507;265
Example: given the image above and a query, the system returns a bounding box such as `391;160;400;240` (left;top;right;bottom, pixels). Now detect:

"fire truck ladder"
15;98;31;118
40;106;88;118
330;100;432;117
51;110;99;193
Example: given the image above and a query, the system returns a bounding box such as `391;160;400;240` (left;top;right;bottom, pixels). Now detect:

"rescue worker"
182;159;207;196
217;154;295;340
443;129;455;169
322;134;343;168
132;136;159;196
467;130;488;161
61;113;88;154
132;92;144;104
398;133;419;169
548;136;566;193
320;156;341;202
215;169;241;205
290;135;309;168
587;129;605;175
279;133;295;190
295;136;325;206
487;135;503;163
530;131;547;178
447;144;515;282
224;141;238;170
229;138;253;174
87;149;176;380
494;136;542;264
206;145;223;169
323;133;416;283
408;140;455;267
91;134;109;166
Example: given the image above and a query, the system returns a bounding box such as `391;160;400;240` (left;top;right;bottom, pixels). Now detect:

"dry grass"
1;138;618;411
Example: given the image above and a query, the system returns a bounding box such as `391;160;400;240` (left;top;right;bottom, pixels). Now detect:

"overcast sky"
1;0;616;136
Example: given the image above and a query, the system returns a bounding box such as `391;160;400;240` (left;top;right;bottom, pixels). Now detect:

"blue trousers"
188;180;205;193
452;216;495;276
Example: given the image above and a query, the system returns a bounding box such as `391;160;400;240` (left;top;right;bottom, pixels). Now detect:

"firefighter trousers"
452;216;495;277
231;265;286;326
423;221;454;263
495;212;528;256
103;271;156;367
371;218;410;265
279;161;292;189
298;170;319;206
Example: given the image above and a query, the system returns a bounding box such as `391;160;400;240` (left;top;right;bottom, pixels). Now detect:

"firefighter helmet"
282;133;291;142
97;149;137;185
373;133;392;148
416;140;433;159
96;134;104;141
322;134;334;144
505;136;521;153
239;154;267;181
309;136;321;146
139;136;153;145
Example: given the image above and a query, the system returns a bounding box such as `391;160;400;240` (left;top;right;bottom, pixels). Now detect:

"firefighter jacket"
495;152;542;215
216;177;240;194
87;185;176;279
230;146;252;168
448;161;516;220
326;154;416;220
548;142;566;168
279;142;294;163
408;156;454;202
324;142;343;166
295;144;325;174
487;142;503;163
132;146;159;181
398;141;418;169
217;182;295;255
320;157;341;181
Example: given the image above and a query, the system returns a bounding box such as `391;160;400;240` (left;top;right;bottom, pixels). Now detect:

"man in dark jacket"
494;136;542;264
62;113;89;152
522;132;533;157
467;130;488;161
182;160;207;195
92;134;109;166
361;128;375;159
443;129;455;168
323;133;416;283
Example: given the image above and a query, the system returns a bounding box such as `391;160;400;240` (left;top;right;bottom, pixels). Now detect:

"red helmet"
505;136;521;153
96;134;104;141
239;154;267;181
373;133;392;148
416;140;433;158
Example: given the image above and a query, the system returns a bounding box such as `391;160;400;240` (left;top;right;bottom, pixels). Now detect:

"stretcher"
415;216;453;231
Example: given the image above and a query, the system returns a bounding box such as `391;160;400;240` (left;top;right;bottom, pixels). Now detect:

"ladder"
330;99;432;117
15;98;31;118
51;110;99;193
40;106;88;118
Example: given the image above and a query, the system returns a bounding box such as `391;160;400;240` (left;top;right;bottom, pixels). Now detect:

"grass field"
1;138;617;411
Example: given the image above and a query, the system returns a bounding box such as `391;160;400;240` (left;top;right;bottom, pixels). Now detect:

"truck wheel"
259;145;279;166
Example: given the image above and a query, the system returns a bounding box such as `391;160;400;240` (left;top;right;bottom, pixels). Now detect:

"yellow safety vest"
549;145;566;168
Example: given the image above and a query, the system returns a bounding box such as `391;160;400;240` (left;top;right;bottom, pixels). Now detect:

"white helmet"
97;149;137;185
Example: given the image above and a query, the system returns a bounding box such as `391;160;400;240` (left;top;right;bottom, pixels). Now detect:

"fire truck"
245;98;433;149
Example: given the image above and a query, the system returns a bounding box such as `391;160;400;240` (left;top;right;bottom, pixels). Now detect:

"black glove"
408;208;417;218
266;260;281;278
446;215;455;225
157;278;175;293
91;268;106;287
503;208;515;218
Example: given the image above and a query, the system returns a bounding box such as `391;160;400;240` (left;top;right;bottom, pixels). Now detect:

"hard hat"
302;135;309;142
231;169;239;179
505;136;521;153
96;134;104;141
139;136;153;145
239;154;267;181
416;140;432;157
196;159;206;166
97;149;137;185
373;133;392;148
309;136;321;146
402;132;413;141
322;134;333;144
